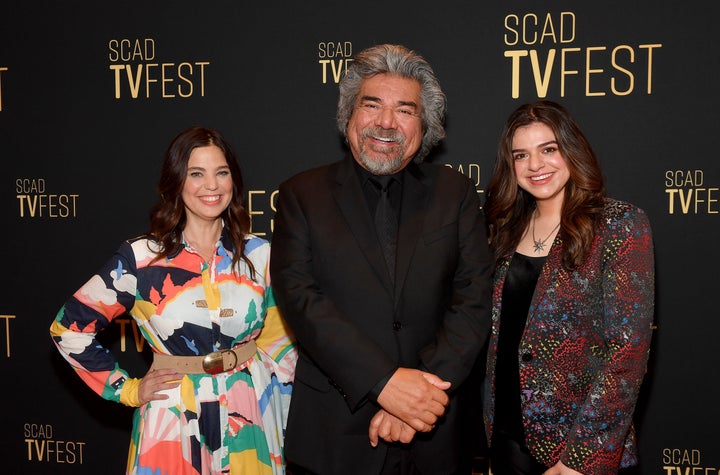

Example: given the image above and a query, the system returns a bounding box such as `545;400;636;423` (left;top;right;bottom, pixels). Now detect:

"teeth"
531;173;552;181
374;136;394;142
200;196;221;203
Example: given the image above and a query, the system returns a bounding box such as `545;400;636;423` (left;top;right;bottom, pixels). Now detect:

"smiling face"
346;73;424;175
181;145;233;225
512;121;571;209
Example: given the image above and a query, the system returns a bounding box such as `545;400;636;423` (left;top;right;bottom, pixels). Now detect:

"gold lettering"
560;47;581;97
130;318;145;352
640;44;662;94
0;66;7;111
248;190;267;236
522;14;538;45
117;318;130;352
330;59;345;83
708;188;719;214
126;64;143;98
504;50;528;98
111;62;208;99
177;62;193;97
666;189;678;214
611;46;635;96
529;50;556;97
504;43;661;98
679;189;693;214
319;59;331;84
145;63;159;98
117;318;145;352
17;194;79;218
585;46;607;97
0;315;14;357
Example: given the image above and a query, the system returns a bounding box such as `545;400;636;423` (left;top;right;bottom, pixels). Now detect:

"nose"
204;175;219;190
374;106;397;129
527;152;544;171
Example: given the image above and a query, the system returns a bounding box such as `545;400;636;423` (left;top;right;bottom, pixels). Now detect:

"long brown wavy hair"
147;126;256;278
484;101;606;269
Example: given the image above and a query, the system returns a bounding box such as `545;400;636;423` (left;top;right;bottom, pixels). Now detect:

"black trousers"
287;445;422;475
490;432;547;475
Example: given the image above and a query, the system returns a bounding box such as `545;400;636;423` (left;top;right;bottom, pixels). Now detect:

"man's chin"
357;154;405;175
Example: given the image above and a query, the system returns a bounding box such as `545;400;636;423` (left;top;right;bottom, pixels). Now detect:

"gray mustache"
361;127;405;144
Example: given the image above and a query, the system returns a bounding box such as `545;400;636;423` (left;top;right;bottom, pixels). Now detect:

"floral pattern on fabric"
484;199;654;474
51;232;296;475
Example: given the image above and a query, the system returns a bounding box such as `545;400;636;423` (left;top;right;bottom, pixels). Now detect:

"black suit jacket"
270;156;493;474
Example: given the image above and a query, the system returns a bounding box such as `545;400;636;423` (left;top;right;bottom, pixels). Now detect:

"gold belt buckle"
202;349;238;374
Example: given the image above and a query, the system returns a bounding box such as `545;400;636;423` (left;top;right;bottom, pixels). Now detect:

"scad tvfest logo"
16;178;79;218
444;162;485;201
0;65;7;111
0;314;13;358
503;11;662;98
319;41;353;84
665;169;718;215
24;423;86;464
662;448;718;475
109;38;209;99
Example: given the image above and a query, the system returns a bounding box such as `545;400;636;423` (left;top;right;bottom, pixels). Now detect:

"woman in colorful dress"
51;126;296;475
482;101;654;475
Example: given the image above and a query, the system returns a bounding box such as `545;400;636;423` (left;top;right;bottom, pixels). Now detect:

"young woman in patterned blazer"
483;101;654;475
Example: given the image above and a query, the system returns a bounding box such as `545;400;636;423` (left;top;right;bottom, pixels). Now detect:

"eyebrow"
359;95;419;109
187;165;230;171
511;140;558;154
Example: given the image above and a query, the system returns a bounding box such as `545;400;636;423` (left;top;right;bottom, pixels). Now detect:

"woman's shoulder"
243;234;270;258
599;198;652;234
120;234;163;262
602;197;645;217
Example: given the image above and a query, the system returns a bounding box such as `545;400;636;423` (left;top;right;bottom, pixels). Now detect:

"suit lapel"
331;157;394;293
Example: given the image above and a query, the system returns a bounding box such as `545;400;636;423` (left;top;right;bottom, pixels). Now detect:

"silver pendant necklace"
531;214;561;253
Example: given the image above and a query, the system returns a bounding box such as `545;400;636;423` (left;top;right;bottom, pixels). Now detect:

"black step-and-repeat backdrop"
1;1;717;473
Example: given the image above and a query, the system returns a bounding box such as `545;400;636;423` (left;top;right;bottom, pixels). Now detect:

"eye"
218;170;230;177
361;103;379;111
513;153;527;161
543;146;558;154
189;171;203;178
397;107;416;116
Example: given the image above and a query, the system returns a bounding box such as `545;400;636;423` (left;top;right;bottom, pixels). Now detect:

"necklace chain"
531;214;561;253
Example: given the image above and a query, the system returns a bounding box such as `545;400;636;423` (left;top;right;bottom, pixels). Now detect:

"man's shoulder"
279;159;343;190
414;161;474;189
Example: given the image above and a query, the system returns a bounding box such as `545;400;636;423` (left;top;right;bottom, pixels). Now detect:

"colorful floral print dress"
51;231;297;475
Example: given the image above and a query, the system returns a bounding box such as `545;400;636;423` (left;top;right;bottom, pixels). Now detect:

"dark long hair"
484;101;606;269
147;126;256;278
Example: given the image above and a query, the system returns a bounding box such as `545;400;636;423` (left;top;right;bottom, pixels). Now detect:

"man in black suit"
270;44;493;475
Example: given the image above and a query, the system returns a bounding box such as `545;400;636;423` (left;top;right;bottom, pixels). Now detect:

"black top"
493;252;546;442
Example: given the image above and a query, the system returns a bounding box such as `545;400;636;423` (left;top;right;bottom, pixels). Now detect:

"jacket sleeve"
562;207;655;473
50;241;139;405
417;177;494;388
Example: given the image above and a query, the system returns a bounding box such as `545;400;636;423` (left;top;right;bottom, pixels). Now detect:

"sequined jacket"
483;199;655;475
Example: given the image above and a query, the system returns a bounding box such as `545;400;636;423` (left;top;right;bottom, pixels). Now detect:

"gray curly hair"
336;44;447;161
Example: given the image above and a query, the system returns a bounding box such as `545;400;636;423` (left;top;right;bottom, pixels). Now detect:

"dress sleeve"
563;206;655;472
50;241;140;404
256;289;297;383
255;248;297;384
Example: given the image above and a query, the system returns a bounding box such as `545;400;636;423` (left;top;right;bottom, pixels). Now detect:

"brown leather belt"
151;340;257;375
